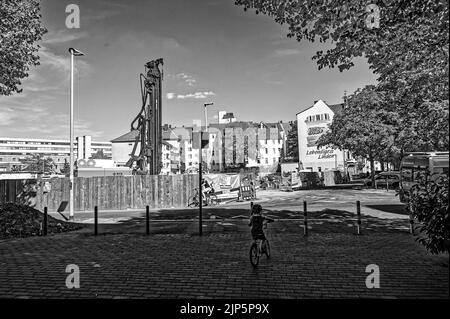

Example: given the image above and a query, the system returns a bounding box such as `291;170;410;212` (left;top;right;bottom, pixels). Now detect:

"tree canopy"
0;0;47;96
236;0;449;168
284;120;298;162
20;154;56;174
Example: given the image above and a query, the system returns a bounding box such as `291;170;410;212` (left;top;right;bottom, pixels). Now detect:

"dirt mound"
0;203;83;239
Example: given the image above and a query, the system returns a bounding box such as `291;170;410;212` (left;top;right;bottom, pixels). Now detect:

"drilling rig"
126;58;164;175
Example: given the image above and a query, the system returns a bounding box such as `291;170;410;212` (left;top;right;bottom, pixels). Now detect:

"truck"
399;151;449;203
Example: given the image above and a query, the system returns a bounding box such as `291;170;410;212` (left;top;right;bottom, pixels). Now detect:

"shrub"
408;175;449;254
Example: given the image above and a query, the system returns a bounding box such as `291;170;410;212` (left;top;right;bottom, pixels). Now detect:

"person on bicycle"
248;204;273;245
201;178;212;205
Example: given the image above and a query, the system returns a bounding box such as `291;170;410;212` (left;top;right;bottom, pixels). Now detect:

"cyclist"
248;204;273;253
201;178;212;205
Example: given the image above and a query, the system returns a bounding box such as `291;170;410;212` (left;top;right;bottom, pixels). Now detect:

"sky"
0;0;378;142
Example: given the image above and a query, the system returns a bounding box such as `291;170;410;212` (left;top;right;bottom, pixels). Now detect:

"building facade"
296;100;349;172
111;129;182;174
111;120;289;175
0;136;112;172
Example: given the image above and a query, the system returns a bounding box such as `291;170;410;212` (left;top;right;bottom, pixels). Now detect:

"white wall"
297;100;345;172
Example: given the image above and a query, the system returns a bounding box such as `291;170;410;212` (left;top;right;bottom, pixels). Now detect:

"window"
325;113;330;120
265;148;268;154
188;162;192;166
265;158;268;164
316;115;321;121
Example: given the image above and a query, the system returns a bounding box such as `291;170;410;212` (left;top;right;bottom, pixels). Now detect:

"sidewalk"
0;216;448;298
0;230;447;298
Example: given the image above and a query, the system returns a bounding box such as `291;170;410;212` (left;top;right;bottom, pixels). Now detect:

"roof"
296;100;344;116
222;112;235;119
111;130;139;143
328;103;344;114
162;129;180;140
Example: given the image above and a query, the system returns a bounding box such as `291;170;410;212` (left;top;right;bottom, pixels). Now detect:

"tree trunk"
369;153;376;188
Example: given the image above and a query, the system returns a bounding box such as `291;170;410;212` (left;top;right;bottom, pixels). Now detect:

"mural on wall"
304;112;337;160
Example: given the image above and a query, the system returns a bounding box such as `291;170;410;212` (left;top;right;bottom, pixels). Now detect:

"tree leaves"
409;175;449;254
0;0;47;96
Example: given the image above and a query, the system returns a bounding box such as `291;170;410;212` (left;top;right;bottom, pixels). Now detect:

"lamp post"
68;48;84;221
204;102;214;132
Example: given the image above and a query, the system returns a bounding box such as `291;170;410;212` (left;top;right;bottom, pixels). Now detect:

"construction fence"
0;175;199;212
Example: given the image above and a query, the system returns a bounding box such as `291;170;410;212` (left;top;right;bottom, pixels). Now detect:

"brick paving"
0;219;448;299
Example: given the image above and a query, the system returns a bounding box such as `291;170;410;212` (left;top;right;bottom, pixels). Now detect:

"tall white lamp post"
68;48;84;221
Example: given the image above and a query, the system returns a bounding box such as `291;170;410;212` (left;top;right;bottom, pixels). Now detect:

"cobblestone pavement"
0;219;448;299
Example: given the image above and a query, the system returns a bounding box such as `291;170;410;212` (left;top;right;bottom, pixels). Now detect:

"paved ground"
0;217;448;298
52;189;408;223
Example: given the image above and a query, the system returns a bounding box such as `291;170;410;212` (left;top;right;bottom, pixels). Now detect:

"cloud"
166;91;216;100
43;30;88;44
273;48;302;57
0;107;16;126
169;73;197;87
39;47;90;76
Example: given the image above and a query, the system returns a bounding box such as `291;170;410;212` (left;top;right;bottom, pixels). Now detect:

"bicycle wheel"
264;240;271;259
209;194;219;206
249;243;259;268
188;195;198;207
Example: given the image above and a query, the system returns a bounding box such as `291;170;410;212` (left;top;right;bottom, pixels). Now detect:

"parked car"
364;171;401;189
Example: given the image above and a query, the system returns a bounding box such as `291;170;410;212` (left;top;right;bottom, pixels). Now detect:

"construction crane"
126;58;164;175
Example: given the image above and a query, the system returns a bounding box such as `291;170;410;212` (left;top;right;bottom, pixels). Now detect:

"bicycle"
188;187;219;207
249;218;274;268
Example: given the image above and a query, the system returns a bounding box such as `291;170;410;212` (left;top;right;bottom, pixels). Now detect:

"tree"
317;86;397;186
235;1;449;119
284;120;298;162
20;154;56;174
408;175;449;254
60;159;70;177
90;149;110;160
396;100;449;153
234;1;448;92
0;0;47;96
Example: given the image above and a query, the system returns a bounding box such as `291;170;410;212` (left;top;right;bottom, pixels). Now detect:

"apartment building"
0;136;112;172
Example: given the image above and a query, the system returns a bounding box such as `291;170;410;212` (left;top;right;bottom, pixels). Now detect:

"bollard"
146;205;150;235
43;207;48;236
356;201;362;235
303;201;308;237
94;206;98;236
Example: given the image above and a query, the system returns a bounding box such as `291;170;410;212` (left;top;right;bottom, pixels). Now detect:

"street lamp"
203;102;214;132
68;48;84;221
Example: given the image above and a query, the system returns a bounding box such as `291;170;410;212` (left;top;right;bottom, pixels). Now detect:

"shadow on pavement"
365;204;408;215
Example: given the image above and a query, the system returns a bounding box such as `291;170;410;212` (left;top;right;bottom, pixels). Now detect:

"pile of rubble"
0;203;82;239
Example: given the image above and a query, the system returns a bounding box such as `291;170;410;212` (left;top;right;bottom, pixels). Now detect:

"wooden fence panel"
1;175;201;211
